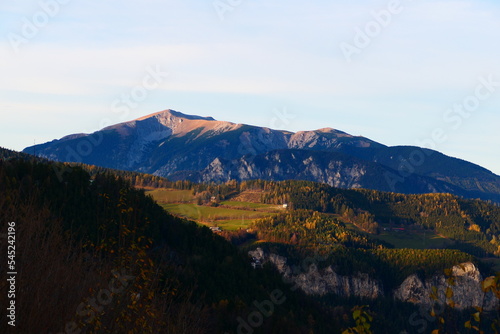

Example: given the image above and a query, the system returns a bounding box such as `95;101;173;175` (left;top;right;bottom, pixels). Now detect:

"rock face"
248;248;384;299
291;267;383;298
394;262;499;310
249;248;498;310
195;150;374;189
24;109;500;202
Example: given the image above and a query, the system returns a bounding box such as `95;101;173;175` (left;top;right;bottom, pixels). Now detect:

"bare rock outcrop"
250;248;498;310
249;248;383;299
394;262;498;310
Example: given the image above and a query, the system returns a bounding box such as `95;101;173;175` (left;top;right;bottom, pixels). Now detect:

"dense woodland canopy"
0;155;330;333
1;147;499;333
195;179;500;258
250;210;476;290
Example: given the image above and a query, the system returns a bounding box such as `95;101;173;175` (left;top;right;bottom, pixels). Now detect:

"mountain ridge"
23;108;500;202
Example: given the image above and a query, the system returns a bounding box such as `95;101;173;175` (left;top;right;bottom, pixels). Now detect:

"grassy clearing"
204;219;252;231
160;203;275;231
144;189;281;231
161;203;267;220
146;189;194;203
220;201;282;211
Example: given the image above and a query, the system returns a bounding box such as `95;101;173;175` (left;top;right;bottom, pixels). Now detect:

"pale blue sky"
1;0;499;174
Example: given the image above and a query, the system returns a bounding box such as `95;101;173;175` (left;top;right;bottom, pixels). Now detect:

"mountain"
173;149;466;195
23;109;500;202
6;149;500;333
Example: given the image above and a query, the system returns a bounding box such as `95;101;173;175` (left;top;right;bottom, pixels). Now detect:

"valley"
146;188;456;252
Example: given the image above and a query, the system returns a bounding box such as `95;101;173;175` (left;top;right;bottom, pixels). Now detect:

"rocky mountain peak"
23;109;500;202
135;109;216;122
314;127;349;136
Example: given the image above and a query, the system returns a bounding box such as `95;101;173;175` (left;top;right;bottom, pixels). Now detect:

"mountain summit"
103;109;237;139
24;109;500;202
134;109;215;122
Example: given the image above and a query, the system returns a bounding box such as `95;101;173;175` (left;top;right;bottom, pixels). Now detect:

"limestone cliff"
394;262;498;310
249;248;383;299
249;248;498;310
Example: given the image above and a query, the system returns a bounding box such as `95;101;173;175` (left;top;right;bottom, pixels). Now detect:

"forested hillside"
250;211;476;290
0;154;346;333
1;147;499;333
238;180;500;258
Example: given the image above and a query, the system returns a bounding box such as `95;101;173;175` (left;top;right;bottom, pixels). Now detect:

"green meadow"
147;189;281;231
160;203;278;230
